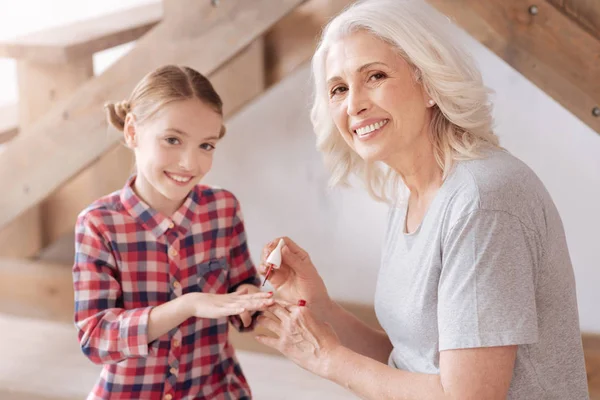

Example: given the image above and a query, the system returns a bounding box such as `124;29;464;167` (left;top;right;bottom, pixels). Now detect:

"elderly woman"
254;0;589;399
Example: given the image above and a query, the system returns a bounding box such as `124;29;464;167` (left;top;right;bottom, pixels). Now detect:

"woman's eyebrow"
326;61;390;85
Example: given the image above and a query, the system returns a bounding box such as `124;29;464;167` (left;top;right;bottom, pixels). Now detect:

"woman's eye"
369;72;386;81
330;86;348;97
166;137;180;145
200;143;215;151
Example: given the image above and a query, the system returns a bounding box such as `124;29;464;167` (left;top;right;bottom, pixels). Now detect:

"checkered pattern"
73;177;259;399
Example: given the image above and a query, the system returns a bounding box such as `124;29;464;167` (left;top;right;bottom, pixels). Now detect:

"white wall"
1;1;598;332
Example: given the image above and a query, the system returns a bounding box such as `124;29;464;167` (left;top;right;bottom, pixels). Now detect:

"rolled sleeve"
74;213;154;364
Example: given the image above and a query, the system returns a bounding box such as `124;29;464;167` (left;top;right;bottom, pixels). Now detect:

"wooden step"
0;2;163;63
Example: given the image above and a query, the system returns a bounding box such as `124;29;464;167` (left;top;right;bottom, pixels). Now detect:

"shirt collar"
120;176;200;238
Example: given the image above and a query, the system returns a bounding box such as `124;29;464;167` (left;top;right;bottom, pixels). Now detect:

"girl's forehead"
147;99;222;138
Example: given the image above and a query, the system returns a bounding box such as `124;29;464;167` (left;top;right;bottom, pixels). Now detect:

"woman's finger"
254;334;280;350
261;239;279;262
268;302;291;320
279;236;309;259
256;315;283;335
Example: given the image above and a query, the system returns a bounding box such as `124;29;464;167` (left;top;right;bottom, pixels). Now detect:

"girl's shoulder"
193;184;240;209
77;189;123;224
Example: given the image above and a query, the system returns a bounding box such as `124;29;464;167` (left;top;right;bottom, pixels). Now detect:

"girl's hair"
105;65;226;137
310;0;500;203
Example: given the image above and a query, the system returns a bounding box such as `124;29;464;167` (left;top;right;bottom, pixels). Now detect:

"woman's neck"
386;135;443;199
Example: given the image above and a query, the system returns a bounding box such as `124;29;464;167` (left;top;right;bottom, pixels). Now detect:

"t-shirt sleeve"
438;209;539;351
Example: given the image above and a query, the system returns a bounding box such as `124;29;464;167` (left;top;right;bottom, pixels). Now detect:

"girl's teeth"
169;174;191;183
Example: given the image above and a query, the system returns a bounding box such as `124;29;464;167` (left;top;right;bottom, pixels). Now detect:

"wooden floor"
584;334;600;400
0;313;598;399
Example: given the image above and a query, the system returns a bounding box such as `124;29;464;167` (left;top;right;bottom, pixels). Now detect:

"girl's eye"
330;85;348;97
200;143;215;151
166;137;180;145
369;72;386;81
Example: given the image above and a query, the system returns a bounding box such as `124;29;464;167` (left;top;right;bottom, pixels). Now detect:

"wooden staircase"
0;0;598;399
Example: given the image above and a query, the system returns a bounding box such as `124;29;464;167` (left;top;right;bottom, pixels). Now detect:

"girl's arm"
74;212;272;365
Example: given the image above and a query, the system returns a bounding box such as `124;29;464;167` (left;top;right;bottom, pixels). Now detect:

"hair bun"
115;101;131;119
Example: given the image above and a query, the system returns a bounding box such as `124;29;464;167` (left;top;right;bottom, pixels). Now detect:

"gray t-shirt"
374;149;589;399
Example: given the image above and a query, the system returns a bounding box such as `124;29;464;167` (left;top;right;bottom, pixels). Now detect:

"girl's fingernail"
298;299;306;307
268;291;273;295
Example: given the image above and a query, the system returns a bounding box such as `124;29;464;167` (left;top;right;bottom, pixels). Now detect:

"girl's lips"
164;171;194;186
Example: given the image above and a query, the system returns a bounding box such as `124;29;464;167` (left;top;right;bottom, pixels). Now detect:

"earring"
428;99;435;106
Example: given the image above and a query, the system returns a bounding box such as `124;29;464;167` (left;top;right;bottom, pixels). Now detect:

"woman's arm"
326;344;516;400
320;300;392;364
257;304;517;400
259;237;392;362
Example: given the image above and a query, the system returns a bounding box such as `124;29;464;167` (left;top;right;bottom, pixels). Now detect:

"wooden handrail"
0;104;18;144
0;2;163;64
0;0;305;231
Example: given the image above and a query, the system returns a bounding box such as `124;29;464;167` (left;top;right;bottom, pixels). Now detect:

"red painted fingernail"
298;299;306;307
268;291;273;295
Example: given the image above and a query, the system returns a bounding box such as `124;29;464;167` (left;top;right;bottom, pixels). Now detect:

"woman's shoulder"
445;148;553;228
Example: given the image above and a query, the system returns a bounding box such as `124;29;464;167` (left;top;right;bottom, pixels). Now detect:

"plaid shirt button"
164;394;173;400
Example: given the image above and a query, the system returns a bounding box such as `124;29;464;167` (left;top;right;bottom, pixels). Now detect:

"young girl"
73;65;272;400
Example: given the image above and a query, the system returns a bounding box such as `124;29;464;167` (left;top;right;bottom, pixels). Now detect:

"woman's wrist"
319;343;350;381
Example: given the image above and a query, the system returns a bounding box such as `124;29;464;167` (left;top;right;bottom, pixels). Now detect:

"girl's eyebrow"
166;127;189;136
166;127;219;141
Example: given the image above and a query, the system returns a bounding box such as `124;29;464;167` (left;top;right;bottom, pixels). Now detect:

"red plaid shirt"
73;177;260;400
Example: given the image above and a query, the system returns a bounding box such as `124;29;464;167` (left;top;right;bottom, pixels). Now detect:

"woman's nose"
346;87;369;116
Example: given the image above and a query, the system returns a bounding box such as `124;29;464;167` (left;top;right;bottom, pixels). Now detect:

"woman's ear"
123;114;137;148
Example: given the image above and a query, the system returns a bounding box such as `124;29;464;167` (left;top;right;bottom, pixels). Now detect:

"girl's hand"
234;284;264;327
186;290;273;320
255;302;341;378
260;237;331;313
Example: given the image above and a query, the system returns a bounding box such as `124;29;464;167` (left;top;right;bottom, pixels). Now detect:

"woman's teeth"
355;119;388;137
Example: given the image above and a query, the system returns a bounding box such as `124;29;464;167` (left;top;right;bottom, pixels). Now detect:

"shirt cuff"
119;306;154;357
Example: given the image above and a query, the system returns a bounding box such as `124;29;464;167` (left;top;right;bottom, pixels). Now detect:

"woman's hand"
185;290;273;320
255;302;341;378
260;237;331;314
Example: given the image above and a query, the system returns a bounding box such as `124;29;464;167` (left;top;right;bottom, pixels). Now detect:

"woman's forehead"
325;32;403;78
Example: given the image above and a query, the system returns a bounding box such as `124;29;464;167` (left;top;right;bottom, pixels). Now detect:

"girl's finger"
236;291;273;300
235;287;249;295
239;311;252;328
238;298;274;311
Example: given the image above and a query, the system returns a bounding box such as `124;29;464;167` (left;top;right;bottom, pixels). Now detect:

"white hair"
310;0;500;203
